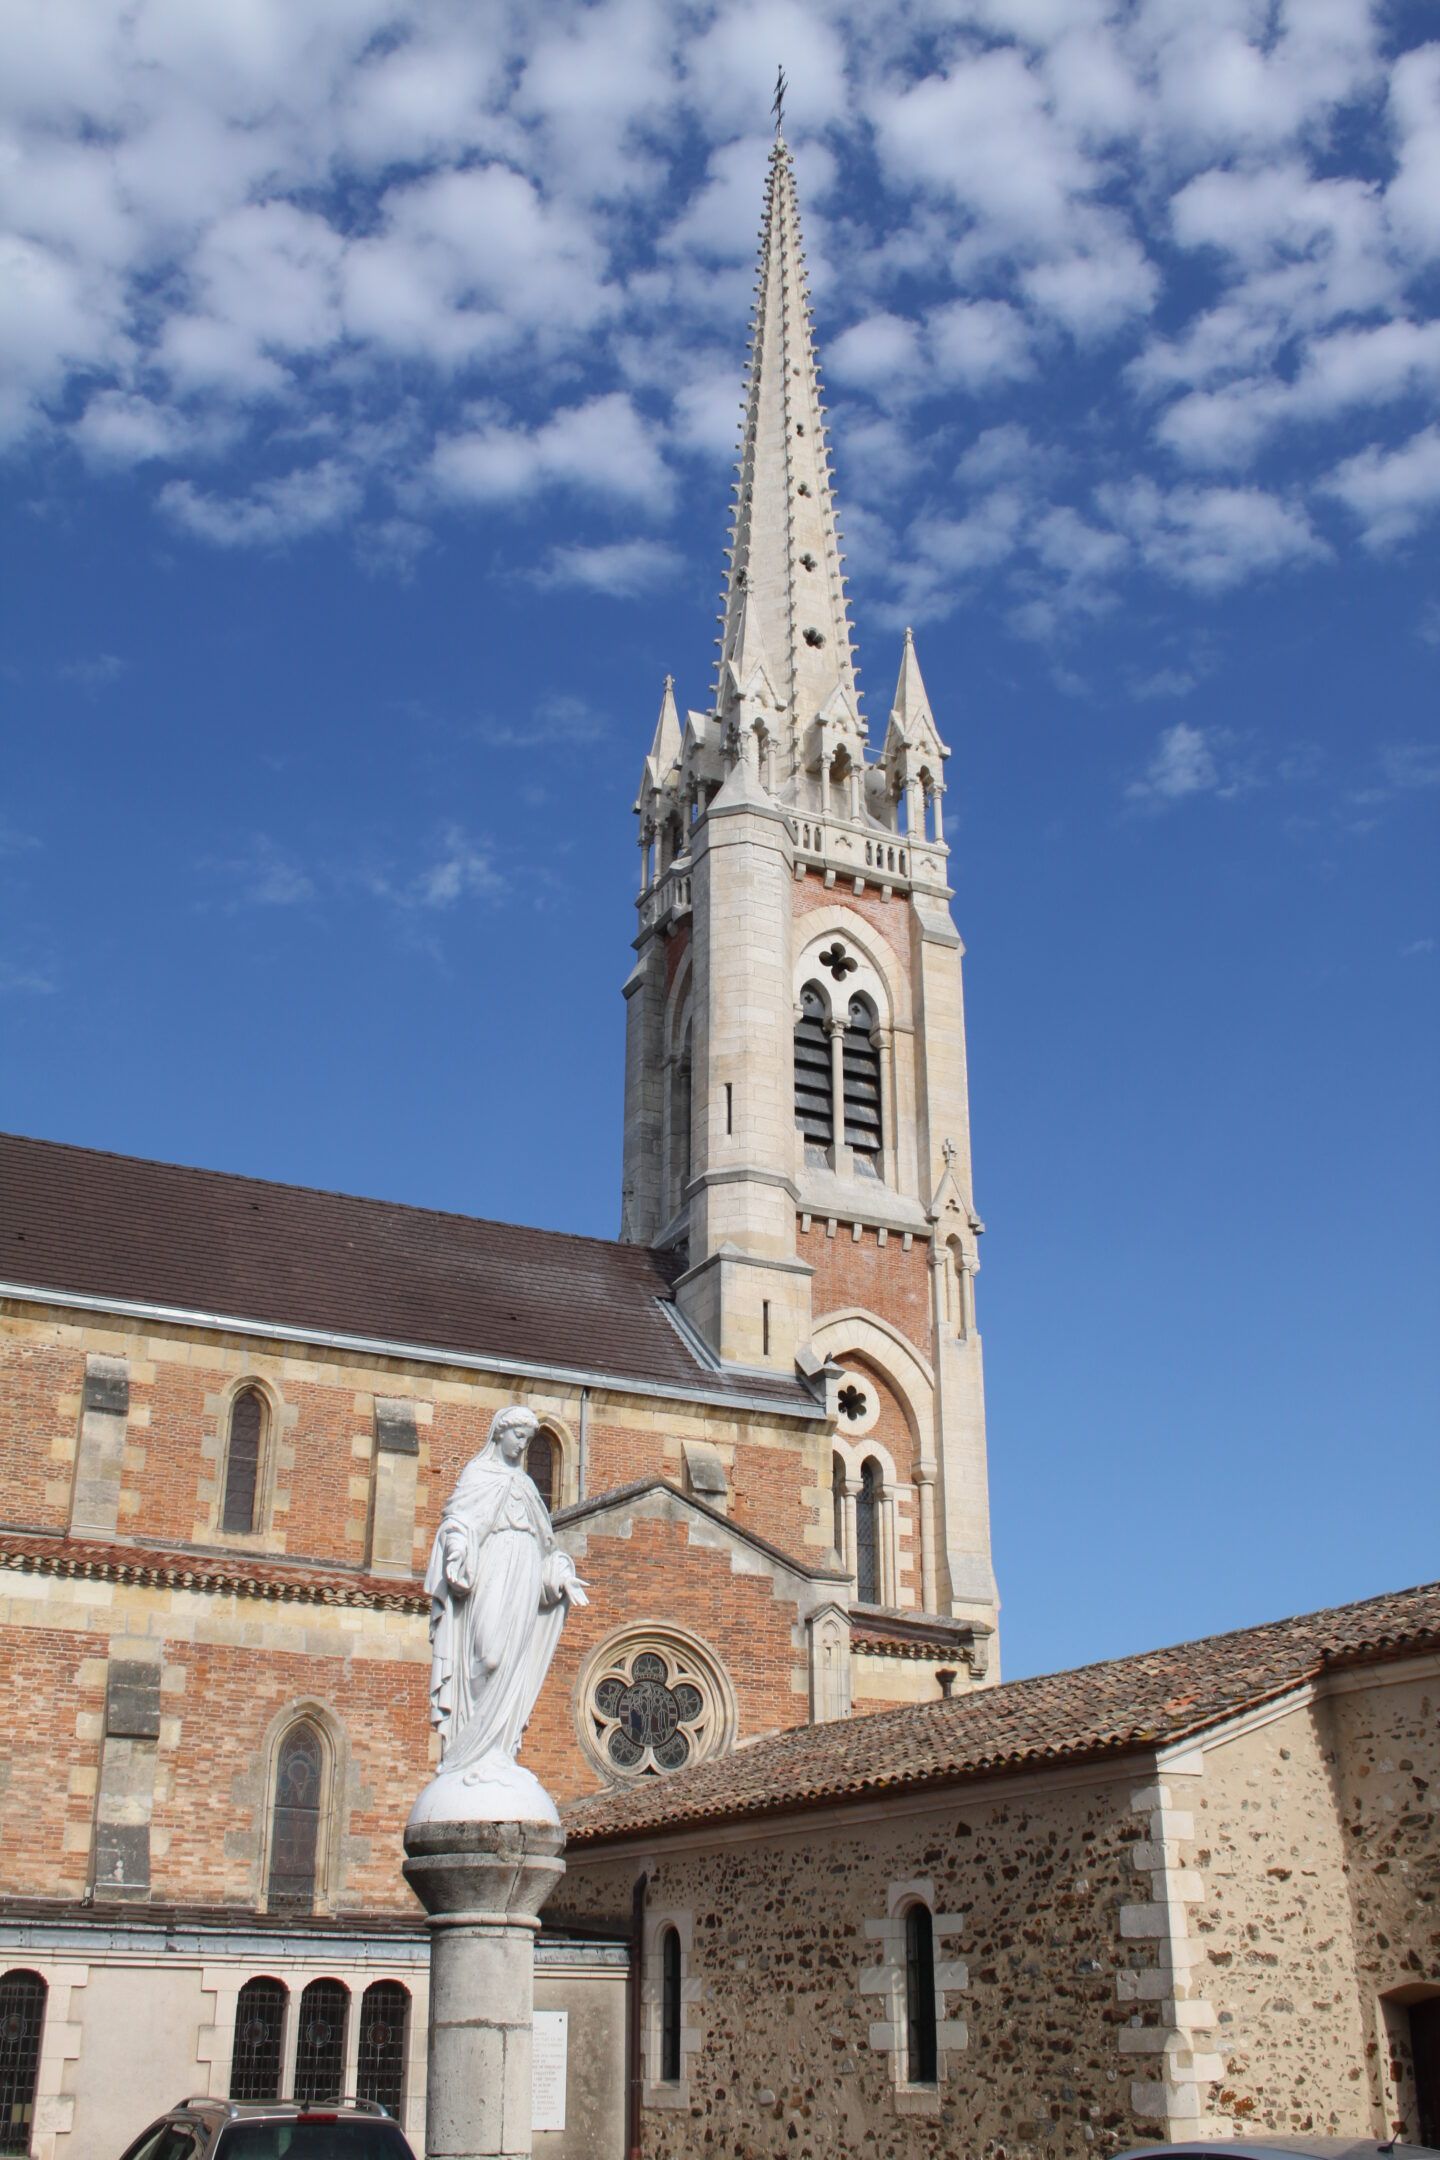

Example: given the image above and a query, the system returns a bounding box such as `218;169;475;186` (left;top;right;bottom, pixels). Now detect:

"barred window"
357;1980;409;2122
904;1904;938;2084
229;1976;286;2104
222;1386;265;1534
794;984;832;1147
294;1978;349;2106
856;1458;882;1605
842;997;882;1163
266;1720;324;1912
660;1928;683;2084
0;1969;46;2157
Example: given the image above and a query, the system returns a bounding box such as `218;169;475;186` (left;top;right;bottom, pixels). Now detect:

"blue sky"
3;0;1437;1681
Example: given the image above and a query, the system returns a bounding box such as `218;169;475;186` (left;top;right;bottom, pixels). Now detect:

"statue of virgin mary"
410;1405;587;1827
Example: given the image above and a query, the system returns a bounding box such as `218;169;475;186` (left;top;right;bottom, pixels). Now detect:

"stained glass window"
294;1978;349;2106
266;1721;323;1912
0;1970;45;2157
222;1387;265;1533
856;1459;881;1604
526;1431;555;1513
229;1977;286;2104
587;1639;721;1779
357;1981;409;2122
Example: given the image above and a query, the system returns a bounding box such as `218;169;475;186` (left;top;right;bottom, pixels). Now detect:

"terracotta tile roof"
564;1579;1440;1844
0;1132;817;1412
0;1531;430;1613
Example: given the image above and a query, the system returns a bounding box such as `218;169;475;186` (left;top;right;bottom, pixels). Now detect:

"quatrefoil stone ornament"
819;942;858;981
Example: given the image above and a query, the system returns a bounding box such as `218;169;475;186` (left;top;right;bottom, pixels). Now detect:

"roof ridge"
0;1130;657;1265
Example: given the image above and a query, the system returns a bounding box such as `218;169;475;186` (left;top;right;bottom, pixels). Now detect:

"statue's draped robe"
424;1449;576;1778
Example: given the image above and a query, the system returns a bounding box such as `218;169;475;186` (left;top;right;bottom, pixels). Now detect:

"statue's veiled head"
488;1404;539;1466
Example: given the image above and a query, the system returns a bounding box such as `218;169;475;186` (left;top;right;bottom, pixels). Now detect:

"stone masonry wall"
561;1767;1151;2160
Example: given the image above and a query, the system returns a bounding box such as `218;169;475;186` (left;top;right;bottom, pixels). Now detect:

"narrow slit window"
357;1980;409;2123
660;1927;683;2083
831;1453;845;1556
222;1386;265;1533
842;999;882;1164
762;1300;771;1356
0;1969;46;2156
856;1458;881;1604
904;1903;939;2085
725;1082;733;1135
793;984;832;1147
229;1976;287;2104
266;1720;324;1912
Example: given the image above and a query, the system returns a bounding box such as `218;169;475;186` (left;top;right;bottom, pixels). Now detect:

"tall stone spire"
717;135;859;761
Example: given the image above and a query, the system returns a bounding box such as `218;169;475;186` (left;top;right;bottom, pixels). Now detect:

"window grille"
0;1970;45;2157
294;1978;349;2106
841;999;882;1161
357;1981;409;2122
229;1977;287;2104
222;1387;265;1533
527;1431;556;1512
793;985;832;1145
904;1904;939;2084
266;1721;324;1912
660;1928;683;2083
856;1459;881;1605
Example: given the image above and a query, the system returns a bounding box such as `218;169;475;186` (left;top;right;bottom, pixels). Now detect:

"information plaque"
532;2008;569;2132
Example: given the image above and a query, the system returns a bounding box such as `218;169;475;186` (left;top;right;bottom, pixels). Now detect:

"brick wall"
800;1222;933;1361
0;1328;82;1530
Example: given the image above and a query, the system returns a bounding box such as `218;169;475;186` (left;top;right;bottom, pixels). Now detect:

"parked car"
1115;2142;1440;2160
118;2097;417;2160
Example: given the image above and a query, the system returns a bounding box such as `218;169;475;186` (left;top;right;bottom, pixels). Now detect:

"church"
1;135;1436;2160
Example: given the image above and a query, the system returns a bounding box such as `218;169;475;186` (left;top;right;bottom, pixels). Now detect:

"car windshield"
214;2126;412;2160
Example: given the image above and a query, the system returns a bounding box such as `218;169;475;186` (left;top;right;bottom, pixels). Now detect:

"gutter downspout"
627;1870;647;2160
579;1385;590;1504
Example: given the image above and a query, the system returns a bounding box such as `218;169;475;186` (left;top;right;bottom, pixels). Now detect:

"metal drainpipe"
578;1385;590;1502
627;1870;648;2160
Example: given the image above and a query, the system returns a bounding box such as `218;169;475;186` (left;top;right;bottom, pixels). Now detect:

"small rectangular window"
762;1301;771;1356
724;1082;733;1134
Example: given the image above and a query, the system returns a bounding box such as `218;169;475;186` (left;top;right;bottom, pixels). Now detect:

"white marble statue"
409;1405;587;1828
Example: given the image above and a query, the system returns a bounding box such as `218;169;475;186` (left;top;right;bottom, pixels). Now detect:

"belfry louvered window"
794;984;832;1145
842;998;882;1162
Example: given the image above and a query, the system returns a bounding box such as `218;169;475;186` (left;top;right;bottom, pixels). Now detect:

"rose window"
587;1643;719;1777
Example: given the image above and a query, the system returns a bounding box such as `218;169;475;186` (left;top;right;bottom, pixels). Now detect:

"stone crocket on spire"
716;133;859;772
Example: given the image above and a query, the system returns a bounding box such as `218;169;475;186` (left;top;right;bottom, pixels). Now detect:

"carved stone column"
404;1818;565;2160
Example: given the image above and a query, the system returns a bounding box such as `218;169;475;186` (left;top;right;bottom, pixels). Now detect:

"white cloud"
1323;426;1440;547
431;393;671;512
1098;478;1326;591
538;538;679;597
829;313;924;393
200;833;316;908
1125;720;1254;809
160;460;362;546
929;300;1034;389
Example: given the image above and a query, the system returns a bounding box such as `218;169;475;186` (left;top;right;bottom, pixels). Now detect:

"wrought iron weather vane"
772;64;787;135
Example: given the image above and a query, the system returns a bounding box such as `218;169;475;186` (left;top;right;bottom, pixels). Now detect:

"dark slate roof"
0;1132;818;1411
564;1578;1440;1843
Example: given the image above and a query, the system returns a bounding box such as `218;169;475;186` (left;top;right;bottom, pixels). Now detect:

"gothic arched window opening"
831;1453;845;1558
856;1458;882;1605
266;1719;325;1913
294;1978;349;2106
794;984;832;1154
229;1976;287;2103
527;1430;556;1513
660;1927;683;2084
904;1902;939;2084
222;1385;266;1534
842;998;882;1168
357;1981;410;2122
0;1968;46;2157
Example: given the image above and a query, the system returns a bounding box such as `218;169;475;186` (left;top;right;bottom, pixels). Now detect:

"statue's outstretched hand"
564;1575;590;1608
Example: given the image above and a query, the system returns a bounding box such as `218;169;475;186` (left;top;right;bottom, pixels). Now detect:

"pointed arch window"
0;1968;46;2156
904;1903;939;2085
794;984;833;1149
527;1429;556;1513
660;1927;683;2084
831;1453;846;1559
357;1980;410;2123
856;1458;882;1605
266;1719;324;1912
229;1976;287;2104
294;1978;349;2106
842;998;882;1166
221;1385;266;1534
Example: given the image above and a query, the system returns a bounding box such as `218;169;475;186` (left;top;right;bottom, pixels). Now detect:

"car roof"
1116;2143;1440;2160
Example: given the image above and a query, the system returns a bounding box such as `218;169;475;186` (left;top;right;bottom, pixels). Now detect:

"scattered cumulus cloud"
1125;721;1256;810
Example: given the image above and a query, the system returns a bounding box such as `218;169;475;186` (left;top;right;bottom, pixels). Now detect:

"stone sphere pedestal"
403;1816;566;2160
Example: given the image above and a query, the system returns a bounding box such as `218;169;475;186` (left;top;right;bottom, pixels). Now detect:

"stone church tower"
621;135;997;1643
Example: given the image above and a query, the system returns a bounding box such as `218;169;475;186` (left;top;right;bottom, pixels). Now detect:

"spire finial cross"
772;65;787;136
